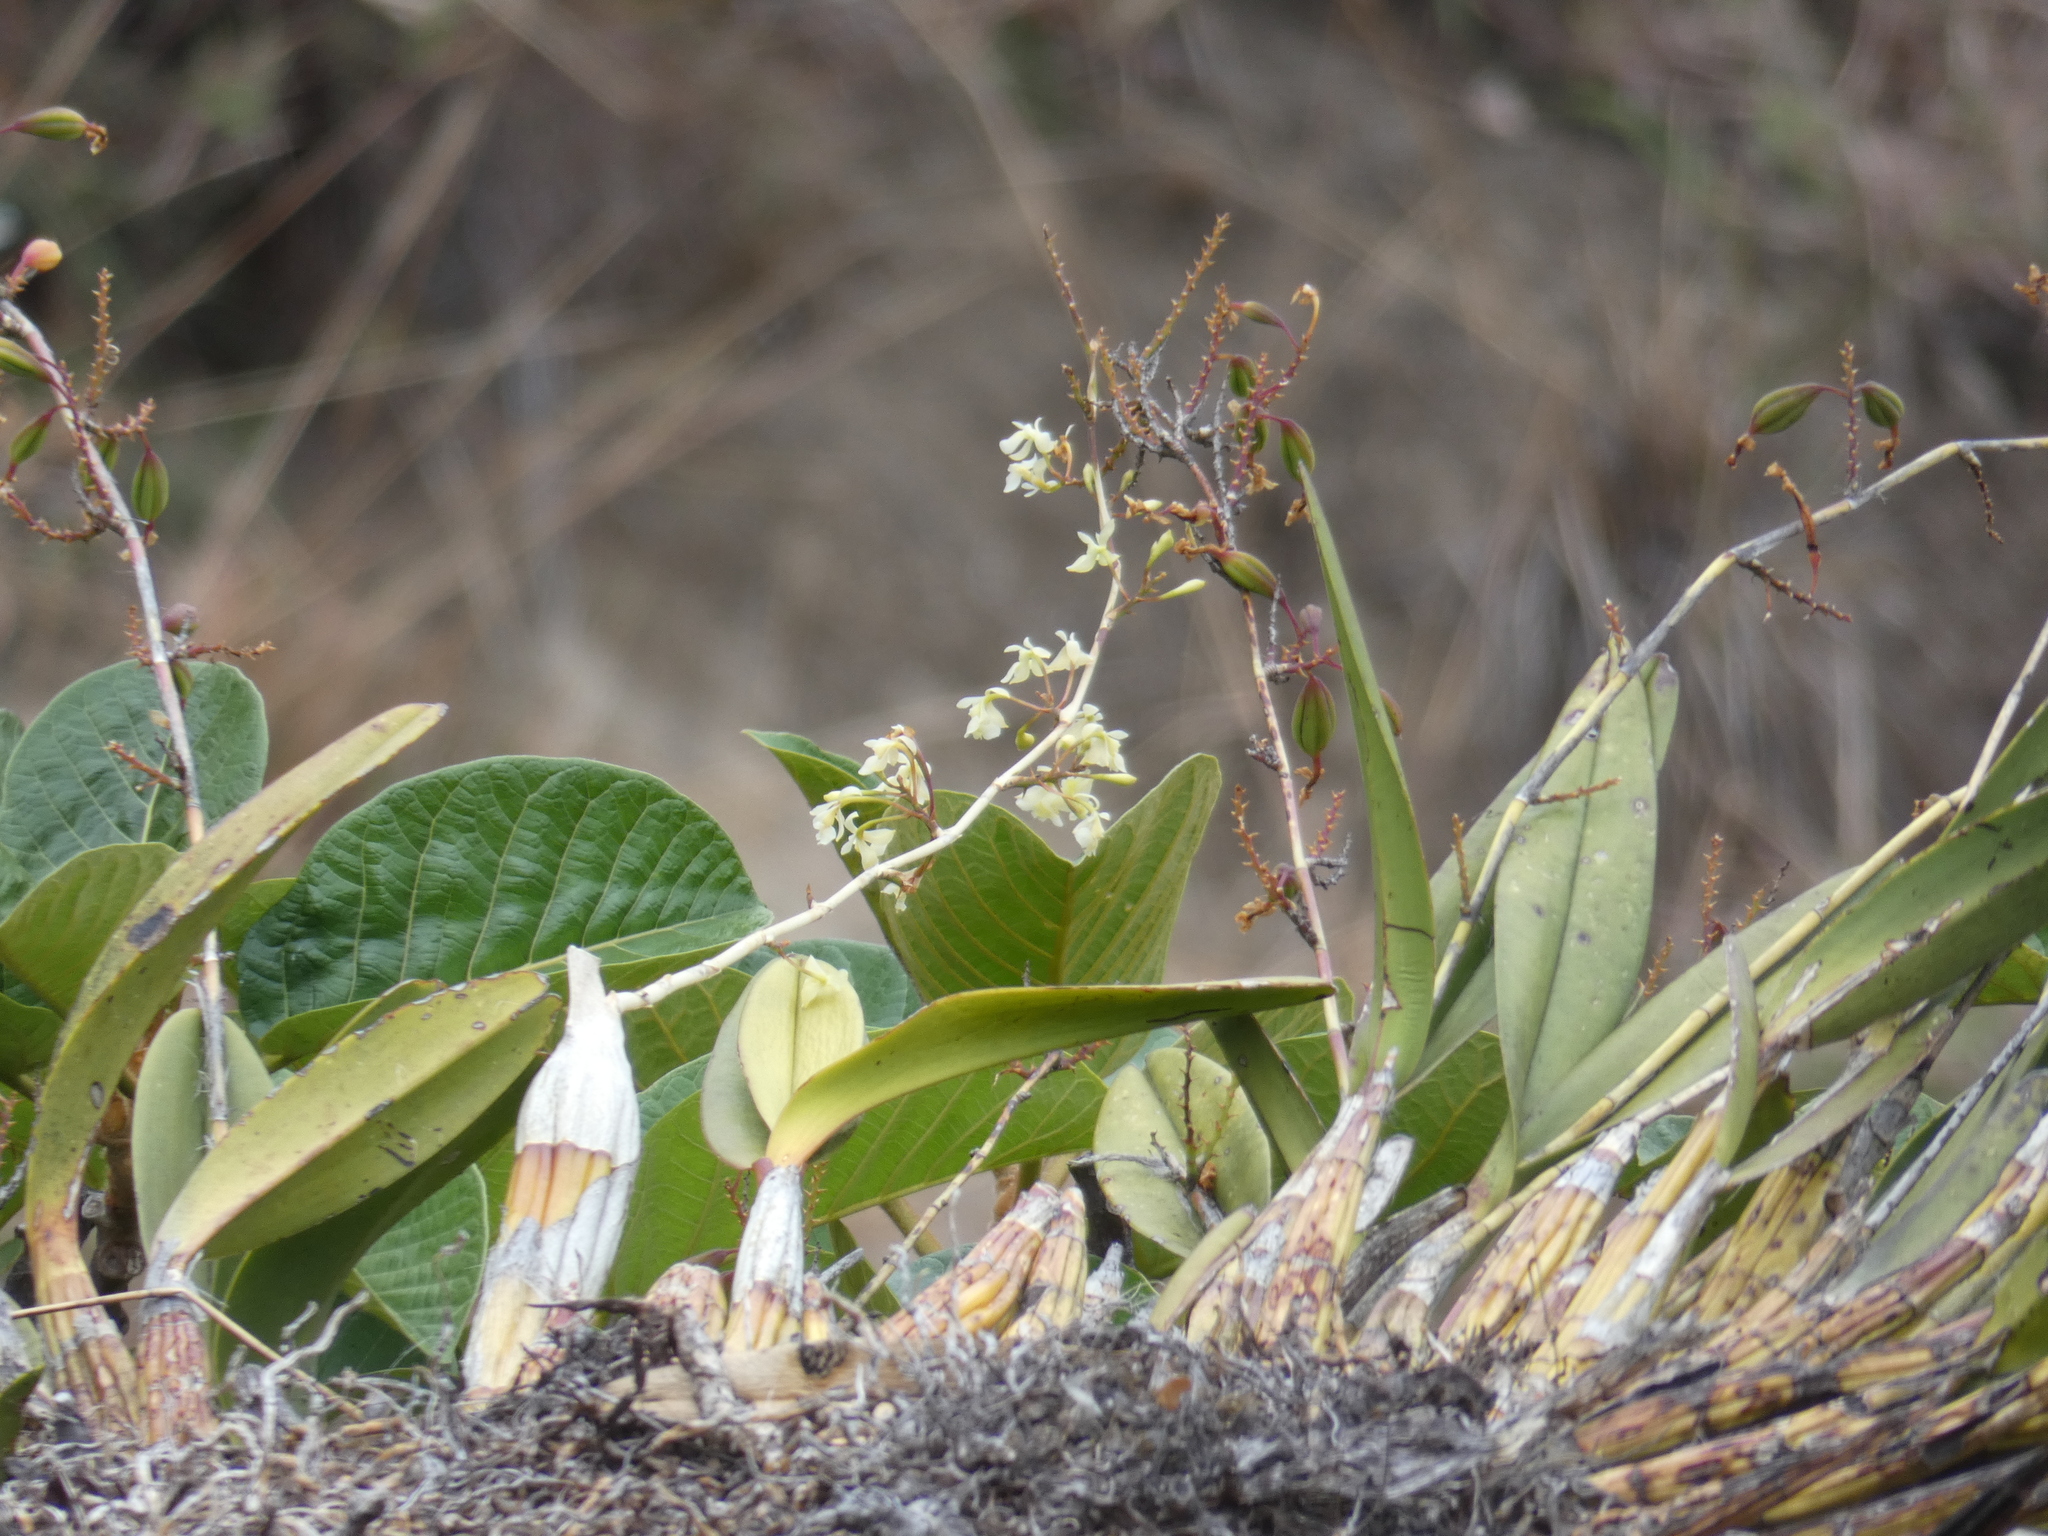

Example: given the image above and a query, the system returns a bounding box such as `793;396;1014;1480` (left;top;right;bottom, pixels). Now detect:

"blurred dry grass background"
2;0;2046;993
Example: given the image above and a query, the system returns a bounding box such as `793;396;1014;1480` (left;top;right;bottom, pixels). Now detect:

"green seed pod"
1278;418;1317;481
1858;382;1904;430
8;410;51;470
131;445;169;524
1293;673;1336;758
5;108;87;142
1234;301;1285;328
1250;419;1268;454
0;338;45;379
1226;355;1256;398
1216;548;1278;600
1746;383;1828;437
733;955;866;1131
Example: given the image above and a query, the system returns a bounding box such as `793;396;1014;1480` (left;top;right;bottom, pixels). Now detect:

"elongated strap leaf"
24;704;444;1304
764;979;1330;1165
1301;473;1434;1079
156;972;558;1261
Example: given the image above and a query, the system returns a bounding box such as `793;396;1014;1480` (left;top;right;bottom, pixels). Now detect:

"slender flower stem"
1433;434;2048;1013
1;296;235;1140
1238;592;1350;1095
612;466;1130;1015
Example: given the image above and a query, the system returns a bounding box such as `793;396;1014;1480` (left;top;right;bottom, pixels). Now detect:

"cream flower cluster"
809;726;931;907
1000;418;1065;497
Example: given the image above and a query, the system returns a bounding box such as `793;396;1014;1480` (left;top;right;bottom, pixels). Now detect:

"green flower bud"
733;955;866;1131
1250;419;1268;454
1234;301;1285;328
1746;383;1828;437
131;445;169;524
1857;382;1904;430
1015;726;1036;749
0;338;45;379
8;410;51;470
1216;548;1278;600
1293;674;1335;758
1226;355;1256;398
5;108;87;142
1146;529;1177;568
1277;418;1316;481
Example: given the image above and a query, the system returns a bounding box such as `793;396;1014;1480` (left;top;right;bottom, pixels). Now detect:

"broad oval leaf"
237;756;767;1031
131;1007;272;1247
156;971;559;1261
23;703;444;1300
0;843;174;1012
0;661;265;908
764;977;1330;1166
751;735;1219;997
258;978;446;1071
607;1090;743;1295
0;993;60;1096
1390;1027;1508;1209
352;1164;489;1365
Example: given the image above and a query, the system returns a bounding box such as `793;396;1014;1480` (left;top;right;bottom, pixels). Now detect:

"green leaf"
1092;1045;1270;1258
1494;652;1660;1122
1981;944;2047;1005
236;756;768;1031
1726;994;1956;1183
1519;875;1849;1153
352;1165;489;1364
751;734;1218;996
0;661;266;906
214;1066;531;1366
1957;698;2048;828
1203;1012;1324;1172
810;1066;1104;1223
0;1092;30;1228
315;1306;421;1378
639;1059;707;1131
700;987;773;1168
1851;1070;2048;1288
1300;473;1434;1080
23;703;445;1284
257;978;446;1071
0;1369;41;1462
131;1007;273;1248
0;842;174;1012
764;978;1330;1166
216;876;294;994
0;710;22;780
0;993;60;1095
1417;953;1495;1082
1230;982;1356;1121
607;1091;742;1295
155;970;557;1262
1716;939;1762;1167
623;937;917;1088
1389;1027;1508;1208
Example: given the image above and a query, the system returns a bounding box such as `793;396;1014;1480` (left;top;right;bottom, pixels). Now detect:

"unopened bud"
1215;548;1278;600
1746;383;1828;437
1159;578;1206;600
5;108;87;142
1119;468;1138;493
162;603;198;637
8;410;51;470
734;955;866;1131
131;445;169;524
20;239;61;273
0;338;45;379
1857;382;1904;430
1146;529;1177;568
1226;355;1256;398
1298;603;1324;651
1293;674;1335;758
1250;420;1268;454
1277;418;1316;481
1015;726;1036;749
1234;301;1285;328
